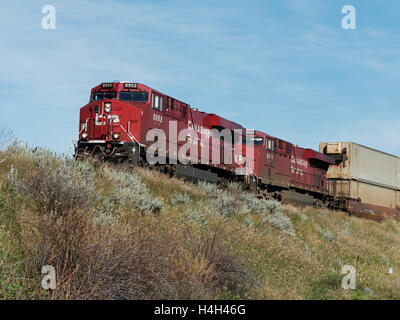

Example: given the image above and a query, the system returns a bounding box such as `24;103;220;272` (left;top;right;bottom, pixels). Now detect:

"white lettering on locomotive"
95;114;102;125
109;115;120;123
291;156;308;168
153;113;163;123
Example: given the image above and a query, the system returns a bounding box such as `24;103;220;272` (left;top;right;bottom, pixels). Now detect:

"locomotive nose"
86;100;122;141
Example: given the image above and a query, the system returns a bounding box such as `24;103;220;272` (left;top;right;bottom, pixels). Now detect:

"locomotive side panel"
271;139;291;188
251;131;332;201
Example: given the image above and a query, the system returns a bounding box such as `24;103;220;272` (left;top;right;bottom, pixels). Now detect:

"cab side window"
182;105;187;119
266;139;275;151
167;97;173;110
152;94;164;112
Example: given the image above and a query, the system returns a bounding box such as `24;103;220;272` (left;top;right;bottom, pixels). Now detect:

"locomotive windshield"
242;136;264;146
92;91;116;101
119;91;149;103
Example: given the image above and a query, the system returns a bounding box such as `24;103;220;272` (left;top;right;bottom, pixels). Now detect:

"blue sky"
1;0;400;155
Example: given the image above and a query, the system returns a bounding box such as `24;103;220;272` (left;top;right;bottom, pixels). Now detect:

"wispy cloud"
283;0;326;17
1;0;400;155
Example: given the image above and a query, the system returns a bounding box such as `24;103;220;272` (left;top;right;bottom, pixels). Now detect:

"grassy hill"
1;142;400;299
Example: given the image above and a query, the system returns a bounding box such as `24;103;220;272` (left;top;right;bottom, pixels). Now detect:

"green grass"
0;144;400;299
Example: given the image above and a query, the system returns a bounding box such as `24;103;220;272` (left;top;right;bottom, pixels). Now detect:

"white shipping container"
320;142;400;208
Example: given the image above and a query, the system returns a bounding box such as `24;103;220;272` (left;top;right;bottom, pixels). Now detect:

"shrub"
240;192;262;214
6;149;95;216
378;253;389;264
244;217;254;228
183;220;255;298
22;209;212;299
241;198;296;236
339;220;351;237
93;196;116;225
6;165;27;194
316;225;336;243
260;199;282;215
170;192;192;206
102;166;163;215
298;213;308;221
185;208;208;226
197;181;218;196
323;230;336;243
207;193;237;218
261;210;296;237
226;182;242;194
0;128;15;150
240;194;283;216
0;226;25;299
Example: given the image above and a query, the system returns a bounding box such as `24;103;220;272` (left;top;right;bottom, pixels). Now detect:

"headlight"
104;102;111;113
112;132;120;140
82;133;88;140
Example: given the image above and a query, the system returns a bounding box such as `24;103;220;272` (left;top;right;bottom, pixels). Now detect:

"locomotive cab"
76;82;148;162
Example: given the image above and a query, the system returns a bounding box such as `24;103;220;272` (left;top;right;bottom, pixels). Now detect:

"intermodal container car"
319;142;400;221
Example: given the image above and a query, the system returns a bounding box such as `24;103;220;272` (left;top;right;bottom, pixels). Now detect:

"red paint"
78;82;333;197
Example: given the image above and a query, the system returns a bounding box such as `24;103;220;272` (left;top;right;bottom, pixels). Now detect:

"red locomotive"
240;130;334;205
76;81;334;207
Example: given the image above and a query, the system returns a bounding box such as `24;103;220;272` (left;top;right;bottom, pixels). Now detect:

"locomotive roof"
91;81;331;163
91;82;190;106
